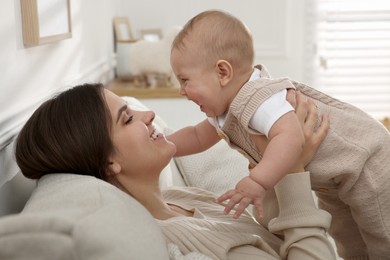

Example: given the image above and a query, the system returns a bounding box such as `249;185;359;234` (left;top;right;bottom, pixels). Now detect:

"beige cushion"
174;140;249;195
0;174;169;260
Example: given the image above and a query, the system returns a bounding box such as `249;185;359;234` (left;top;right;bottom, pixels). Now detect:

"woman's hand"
287;90;330;173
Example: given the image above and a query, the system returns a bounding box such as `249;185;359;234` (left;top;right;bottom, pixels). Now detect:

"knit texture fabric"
214;64;390;259
159;172;336;260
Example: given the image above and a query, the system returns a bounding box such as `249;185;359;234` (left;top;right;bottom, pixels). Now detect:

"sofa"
0;96;250;260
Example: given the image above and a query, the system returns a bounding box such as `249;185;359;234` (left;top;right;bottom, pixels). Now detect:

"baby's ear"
216;60;233;86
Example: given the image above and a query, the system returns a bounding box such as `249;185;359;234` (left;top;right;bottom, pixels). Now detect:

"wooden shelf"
106;78;182;99
108;86;182;99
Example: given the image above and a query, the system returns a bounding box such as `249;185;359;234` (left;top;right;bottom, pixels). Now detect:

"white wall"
122;0;307;80
0;0;123;148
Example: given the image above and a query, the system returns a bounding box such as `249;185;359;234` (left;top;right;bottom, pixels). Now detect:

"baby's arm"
250;111;304;190
217;102;305;219
167;119;220;157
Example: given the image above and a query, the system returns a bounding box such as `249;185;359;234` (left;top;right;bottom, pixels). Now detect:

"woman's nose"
143;111;155;125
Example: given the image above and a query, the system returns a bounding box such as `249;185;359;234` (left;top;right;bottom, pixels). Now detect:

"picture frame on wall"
20;0;72;47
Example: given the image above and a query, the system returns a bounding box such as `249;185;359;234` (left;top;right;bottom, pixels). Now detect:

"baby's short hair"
172;10;254;70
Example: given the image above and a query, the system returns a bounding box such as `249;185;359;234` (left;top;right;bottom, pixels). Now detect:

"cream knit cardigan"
159;172;336;260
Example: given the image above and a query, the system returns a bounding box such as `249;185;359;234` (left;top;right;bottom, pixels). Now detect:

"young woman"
15;83;335;259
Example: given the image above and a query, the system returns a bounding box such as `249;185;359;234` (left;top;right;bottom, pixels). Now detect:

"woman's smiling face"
104;89;176;179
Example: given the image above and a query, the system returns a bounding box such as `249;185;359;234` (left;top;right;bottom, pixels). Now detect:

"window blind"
306;0;390;119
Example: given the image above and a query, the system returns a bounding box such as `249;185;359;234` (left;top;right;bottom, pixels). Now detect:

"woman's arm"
288;91;329;173
269;92;336;259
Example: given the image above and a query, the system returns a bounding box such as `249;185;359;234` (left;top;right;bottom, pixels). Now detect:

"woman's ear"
107;160;121;176
216;60;233;86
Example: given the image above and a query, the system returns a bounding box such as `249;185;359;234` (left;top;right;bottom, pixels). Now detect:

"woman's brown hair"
15;83;114;180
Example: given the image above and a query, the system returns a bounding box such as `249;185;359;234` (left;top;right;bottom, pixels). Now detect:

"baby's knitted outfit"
211;64;390;260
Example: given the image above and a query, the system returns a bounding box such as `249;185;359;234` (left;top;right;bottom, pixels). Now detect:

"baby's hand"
216;176;267;219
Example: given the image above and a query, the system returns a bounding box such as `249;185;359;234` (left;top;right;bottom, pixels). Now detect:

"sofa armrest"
0;174;170;260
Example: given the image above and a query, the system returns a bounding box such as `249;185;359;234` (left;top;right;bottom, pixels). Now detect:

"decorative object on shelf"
113;17;140;78
139;28;163;42
110;73;173;89
112;19;181;89
20;0;72;47
113;17;138;43
126;26;182;88
106;78;182;99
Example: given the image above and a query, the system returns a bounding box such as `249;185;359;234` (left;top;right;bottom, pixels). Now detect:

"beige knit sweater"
212;64;390;260
159;172;336;260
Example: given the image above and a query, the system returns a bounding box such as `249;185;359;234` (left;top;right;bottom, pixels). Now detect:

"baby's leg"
296;78;390;258
318;143;390;259
346;154;390;259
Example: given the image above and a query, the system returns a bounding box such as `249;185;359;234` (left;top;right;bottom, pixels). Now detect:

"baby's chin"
204;110;226;118
201;106;215;117
167;141;177;157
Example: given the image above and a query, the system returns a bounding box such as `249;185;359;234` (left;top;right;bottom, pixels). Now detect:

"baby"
167;10;390;259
